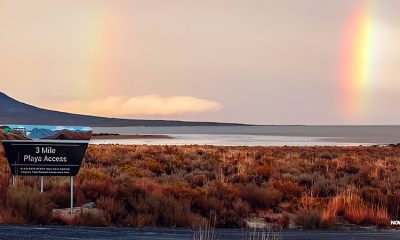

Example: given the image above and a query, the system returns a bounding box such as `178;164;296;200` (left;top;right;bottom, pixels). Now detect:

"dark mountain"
0;92;244;127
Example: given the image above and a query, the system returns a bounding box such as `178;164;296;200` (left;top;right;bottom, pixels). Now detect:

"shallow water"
91;126;400;146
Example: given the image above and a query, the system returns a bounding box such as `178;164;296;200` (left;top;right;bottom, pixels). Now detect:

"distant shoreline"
91;133;173;140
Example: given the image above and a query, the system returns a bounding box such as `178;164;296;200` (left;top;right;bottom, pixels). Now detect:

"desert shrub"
238;184;275;209
163;181;201;200
322;195;343;228
116;183;202;227
232;199;251;217
48;186;68;209
344;199;388;226
116;185;162;226
338;165;360;174
273;181;303;201
134;178;163;194
387;193;400;219
7;186;55;224
310;162;328;174
78;209;108;227
361;187;387;206
253;165;274;184
297;173;314;187
192;196;224;217
299;151;318;160
190;174;207;187
311;175;337;197
143;159;166;176
279;213;291;229
217;208;242;227
295;209;322;229
119;164;143;177
230;174;254;184
344;204;388;226
1;145;399;228
354;170;373;187
158;196;203;227
255;151;264;161
320;153;337;160
80;181;113;201
323;192;389;226
208;182;239;202
96;197;126;225
79;167;108;182
0;173;10;204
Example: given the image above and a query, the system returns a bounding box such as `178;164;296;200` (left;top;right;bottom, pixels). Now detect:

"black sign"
2;140;89;176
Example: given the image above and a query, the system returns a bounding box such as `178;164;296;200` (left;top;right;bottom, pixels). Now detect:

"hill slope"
0;93;242;127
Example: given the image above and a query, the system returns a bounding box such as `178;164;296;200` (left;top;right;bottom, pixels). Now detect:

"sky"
0;0;399;125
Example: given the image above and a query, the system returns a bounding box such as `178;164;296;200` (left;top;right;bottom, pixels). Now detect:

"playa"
91;125;400;146
91;134;173;140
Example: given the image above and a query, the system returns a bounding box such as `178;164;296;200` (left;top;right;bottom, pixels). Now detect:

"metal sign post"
70;176;74;214
0;125;91;214
40;176;44;193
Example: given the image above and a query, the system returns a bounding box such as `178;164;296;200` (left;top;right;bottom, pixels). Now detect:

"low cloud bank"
42;95;221;117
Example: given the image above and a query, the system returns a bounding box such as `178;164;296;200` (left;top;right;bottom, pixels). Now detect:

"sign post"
0;125;92;214
40;176;44;193
70;176;74;214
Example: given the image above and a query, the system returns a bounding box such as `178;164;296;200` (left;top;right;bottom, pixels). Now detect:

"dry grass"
321;188;389;227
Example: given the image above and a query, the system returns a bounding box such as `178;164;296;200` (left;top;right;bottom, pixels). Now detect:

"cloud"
41;95;221;118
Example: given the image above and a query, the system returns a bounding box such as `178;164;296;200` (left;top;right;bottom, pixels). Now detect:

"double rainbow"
339;0;376;121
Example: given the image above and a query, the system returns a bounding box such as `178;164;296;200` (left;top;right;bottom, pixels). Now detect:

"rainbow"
81;5;115;99
339;0;376;121
70;4;125;100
